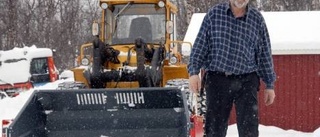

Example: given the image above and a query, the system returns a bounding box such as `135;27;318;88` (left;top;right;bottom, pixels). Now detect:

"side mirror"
92;22;99;36
166;21;174;34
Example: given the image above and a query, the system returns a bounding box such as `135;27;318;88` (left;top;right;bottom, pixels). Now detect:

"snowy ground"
0;74;319;136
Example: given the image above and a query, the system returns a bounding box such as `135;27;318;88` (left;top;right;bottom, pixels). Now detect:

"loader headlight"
158;1;165;8
101;3;108;9
81;58;90;66
170;56;178;64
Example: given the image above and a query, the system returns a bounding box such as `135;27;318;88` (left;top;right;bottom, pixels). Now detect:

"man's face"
232;0;249;8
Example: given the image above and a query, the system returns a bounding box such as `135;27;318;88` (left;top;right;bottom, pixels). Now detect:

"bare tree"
18;0;37;47
313;0;320;9
0;0;19;50
7;0;18;48
78;0;101;44
171;0;189;40
52;0;79;69
0;0;5;50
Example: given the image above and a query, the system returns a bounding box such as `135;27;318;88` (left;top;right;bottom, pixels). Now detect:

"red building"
261;54;320;132
231;11;320;132
230;53;320;133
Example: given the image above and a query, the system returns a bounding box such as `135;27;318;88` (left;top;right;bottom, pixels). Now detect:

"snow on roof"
0;46;53;85
263;11;320;55
183;11;320;55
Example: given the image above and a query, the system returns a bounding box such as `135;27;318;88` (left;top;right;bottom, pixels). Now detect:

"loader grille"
76;93;107;105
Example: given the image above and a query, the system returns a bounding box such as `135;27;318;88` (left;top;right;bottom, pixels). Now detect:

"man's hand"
189;75;201;93
264;89;275;106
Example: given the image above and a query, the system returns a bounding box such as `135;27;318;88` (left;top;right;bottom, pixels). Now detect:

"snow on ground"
0;77;74;129
314;128;320;137
1;76;319;136
58;69;75;80
227;124;315;137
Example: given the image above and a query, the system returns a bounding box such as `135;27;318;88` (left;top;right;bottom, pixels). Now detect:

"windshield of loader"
111;4;166;44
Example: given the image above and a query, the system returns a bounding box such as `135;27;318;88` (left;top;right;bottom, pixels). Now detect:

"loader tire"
57;81;87;89
165;79;207;117
197;91;207;117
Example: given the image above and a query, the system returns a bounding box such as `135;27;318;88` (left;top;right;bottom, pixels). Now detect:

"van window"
30;58;48;74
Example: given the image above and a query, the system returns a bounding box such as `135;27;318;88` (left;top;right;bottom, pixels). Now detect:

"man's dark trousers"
204;71;260;137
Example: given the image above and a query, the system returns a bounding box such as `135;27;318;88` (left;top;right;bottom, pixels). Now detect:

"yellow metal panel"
99;0;177;13
100;10;106;42
72;68;89;87
162;64;189;85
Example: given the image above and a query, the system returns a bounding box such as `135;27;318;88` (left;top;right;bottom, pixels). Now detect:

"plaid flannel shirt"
187;2;276;89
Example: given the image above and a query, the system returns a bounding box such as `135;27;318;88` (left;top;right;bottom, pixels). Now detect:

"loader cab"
78;1;175;65
100;0;191;53
99;0;179;47
98;0;186;64
105;4;166;45
73;0;191;88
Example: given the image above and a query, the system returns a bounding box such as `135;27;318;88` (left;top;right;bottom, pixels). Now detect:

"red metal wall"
230;55;320;132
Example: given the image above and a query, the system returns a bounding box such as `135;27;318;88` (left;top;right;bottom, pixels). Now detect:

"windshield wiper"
115;2;132;19
113;2;133;39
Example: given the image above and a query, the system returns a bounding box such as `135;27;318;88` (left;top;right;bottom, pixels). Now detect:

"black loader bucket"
5;88;190;137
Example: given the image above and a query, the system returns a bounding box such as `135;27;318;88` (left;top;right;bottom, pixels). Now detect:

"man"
188;0;276;137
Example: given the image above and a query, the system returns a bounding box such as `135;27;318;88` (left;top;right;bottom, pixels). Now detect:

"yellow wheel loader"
72;0;190;89
2;1;205;137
